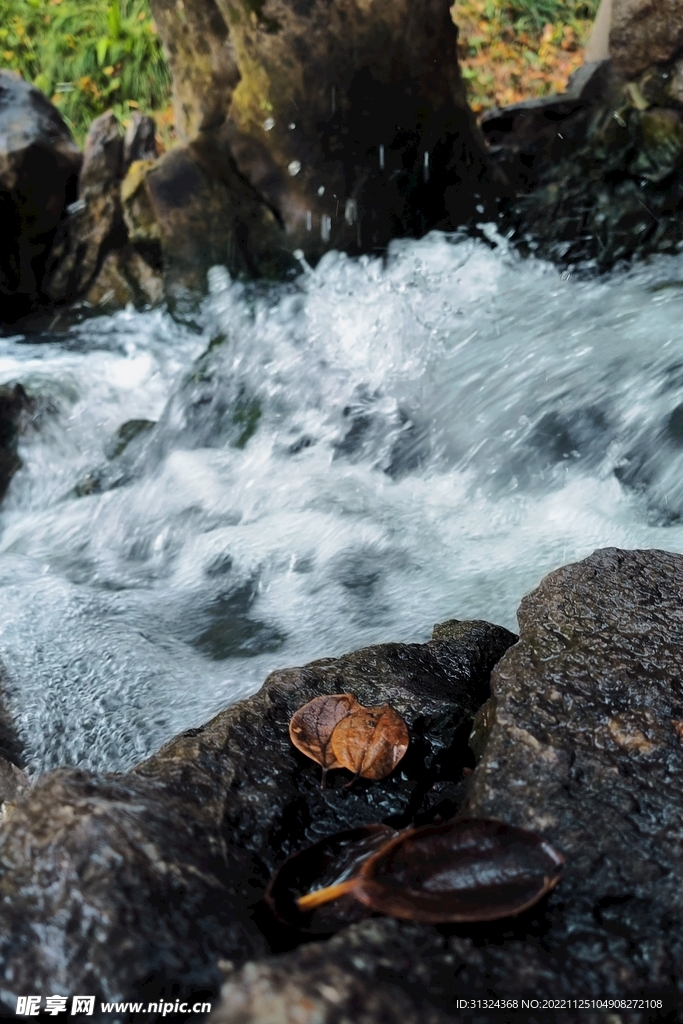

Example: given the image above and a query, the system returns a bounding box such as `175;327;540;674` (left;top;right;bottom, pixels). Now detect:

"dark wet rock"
457;547;683;1003
483;0;683;271
123;142;297;307
0;71;81;325
0;757;29;813
0;619;515;1013
123;112;158;169
84;244;164;310
0;382;33;503
0;769;262;1009
147;0;498;272
0;659;25;771
45;112;126;303
208;548;683;1022
137;618;517;875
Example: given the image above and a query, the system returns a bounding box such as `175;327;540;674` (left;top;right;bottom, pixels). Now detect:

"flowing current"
2;230;683;776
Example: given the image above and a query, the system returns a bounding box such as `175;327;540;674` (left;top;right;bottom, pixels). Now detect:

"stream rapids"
2;230;683;775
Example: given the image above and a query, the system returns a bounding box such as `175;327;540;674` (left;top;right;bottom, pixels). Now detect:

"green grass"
462;0;599;31
503;0;599;30
0;0;171;143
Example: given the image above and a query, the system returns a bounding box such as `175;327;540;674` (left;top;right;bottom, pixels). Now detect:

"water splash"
2;231;683;774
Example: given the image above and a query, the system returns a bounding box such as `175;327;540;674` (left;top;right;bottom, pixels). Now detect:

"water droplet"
321;214;331;242
306;210;312;231
263;117;275;131
288;160;302;176
317;186;325;196
423;151;430;183
345;198;357;225
289;122;296;130
379;144;385;171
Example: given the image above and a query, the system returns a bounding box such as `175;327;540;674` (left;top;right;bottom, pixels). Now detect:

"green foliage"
466;0;599;31
0;0;171;142
504;0;600;30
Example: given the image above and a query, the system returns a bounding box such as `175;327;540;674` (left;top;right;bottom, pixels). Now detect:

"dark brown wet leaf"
329;704;410;781
297;818;564;924
265;824;398;933
288;694;360;784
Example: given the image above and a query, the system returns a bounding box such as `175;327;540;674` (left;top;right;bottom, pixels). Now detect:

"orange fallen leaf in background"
289;693;360;787
330;704;410;782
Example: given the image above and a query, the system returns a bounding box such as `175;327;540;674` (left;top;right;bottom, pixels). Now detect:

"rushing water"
2;230;683;775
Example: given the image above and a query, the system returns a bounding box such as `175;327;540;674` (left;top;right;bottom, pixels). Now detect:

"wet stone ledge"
207;548;683;1022
0;549;682;1020
0;619;515;1014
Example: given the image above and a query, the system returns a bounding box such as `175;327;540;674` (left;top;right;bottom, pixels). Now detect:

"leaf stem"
296;877;359;911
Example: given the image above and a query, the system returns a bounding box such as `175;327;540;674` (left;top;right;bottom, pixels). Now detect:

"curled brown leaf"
330;703;409;781
288;693;360;786
297;817;564;924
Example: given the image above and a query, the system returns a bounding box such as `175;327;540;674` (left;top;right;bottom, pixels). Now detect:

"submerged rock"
0;619;515;1013
0;71;81;325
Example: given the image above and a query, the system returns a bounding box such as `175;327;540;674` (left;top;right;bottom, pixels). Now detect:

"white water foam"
2;231;683;774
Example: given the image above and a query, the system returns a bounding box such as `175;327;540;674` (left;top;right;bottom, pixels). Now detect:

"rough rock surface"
208;548;683;1023
121;141;296;306
85;245;164;311
209;944;456;1024
0;71;81;324
0;619;515;1014
610;0;683;79
123;112;158;170
0;769;261;1008
462;547;683;1002
147;0;498;268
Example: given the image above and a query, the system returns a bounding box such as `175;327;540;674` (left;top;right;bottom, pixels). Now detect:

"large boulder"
144;0;498;270
0;71;81;325
0;619;515;1014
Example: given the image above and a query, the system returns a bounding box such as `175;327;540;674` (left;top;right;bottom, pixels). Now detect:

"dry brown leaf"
288;693;360;786
330;704;409;781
